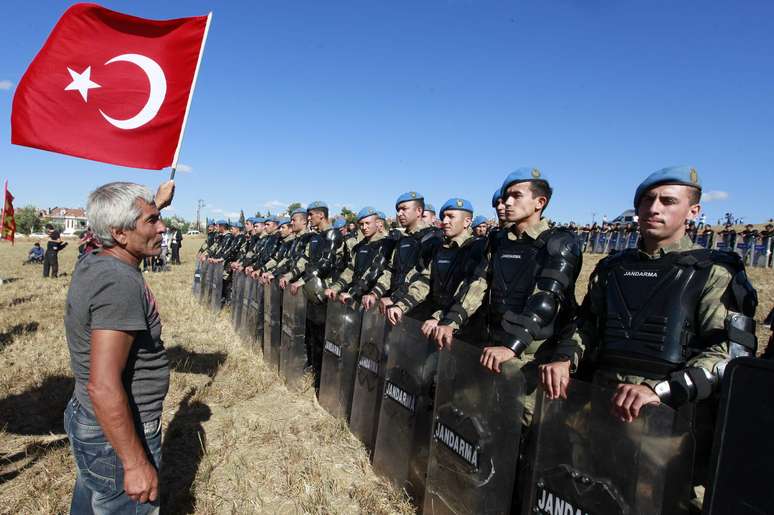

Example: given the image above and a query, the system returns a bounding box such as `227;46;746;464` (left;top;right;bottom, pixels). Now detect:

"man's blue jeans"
64;396;162;515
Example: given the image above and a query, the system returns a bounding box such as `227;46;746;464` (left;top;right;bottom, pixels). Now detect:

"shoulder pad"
542;228;582;258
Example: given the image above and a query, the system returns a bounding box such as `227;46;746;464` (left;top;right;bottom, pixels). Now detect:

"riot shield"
200;260;211;305
695;234;710;249
703;358;774;515
523;380;694;515
752;236;771;268
626;232;639;249
593;233;608;253
734;236;754;264
423;338;524;515
231;271;244;331
372;317;438;506
192;262;202;295
238;273;254;341
209;262;224;313
349;309;391;454
586;231;599;254
244;279;264;351
279;290;308;389
263;281;283;371
607;231;620;253
318;301;364;420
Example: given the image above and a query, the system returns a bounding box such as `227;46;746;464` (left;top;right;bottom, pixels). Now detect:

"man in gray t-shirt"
63;180;174;514
65;252;169;422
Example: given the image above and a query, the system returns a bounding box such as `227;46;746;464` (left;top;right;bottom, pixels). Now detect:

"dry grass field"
0;236;771;514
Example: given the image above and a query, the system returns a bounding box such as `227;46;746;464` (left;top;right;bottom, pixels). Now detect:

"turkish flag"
11;3;210;170
1;181;15;244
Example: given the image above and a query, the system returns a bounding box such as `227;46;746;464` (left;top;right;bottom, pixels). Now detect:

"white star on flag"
64;66;101;102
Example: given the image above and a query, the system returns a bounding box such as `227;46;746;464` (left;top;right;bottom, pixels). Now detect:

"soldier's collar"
508;218;549;241
367;231;386;242
447;230;472;247
406;221;428;234
638;235;695;258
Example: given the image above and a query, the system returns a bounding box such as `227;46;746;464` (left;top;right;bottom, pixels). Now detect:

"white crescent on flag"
98;54;167;130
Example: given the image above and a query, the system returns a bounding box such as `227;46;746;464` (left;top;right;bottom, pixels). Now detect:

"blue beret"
307;200;328;210
634;166;701;208
216;219;229;226
290;207;307;217
395;191;423;209
333;217;346;229
356;206;379;221
277;217;291;227
265;216;279;224
376;211;387;220
234;222;244;229
491;187;503;208
424;203;436;214
253;217;266;223
501;167;547;192
245;217;256;224
472;215;488;229
439;198;474;217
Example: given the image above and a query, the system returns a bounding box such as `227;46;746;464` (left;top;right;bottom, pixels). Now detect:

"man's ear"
111;227;128;246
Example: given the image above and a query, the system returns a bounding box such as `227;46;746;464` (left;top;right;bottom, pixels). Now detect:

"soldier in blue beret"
537;166;757;510
387;197;487;341
472;215;489;238
422;203;437;227
325;206;395;305
430;169;582;432
375;210;388;235
361;191;443;313
277;200;346;387
492;186;508;229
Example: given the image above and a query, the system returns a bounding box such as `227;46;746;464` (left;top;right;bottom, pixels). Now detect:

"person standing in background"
44;225;68;278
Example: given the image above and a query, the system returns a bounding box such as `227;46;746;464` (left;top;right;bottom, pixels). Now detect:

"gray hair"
86;182;155;248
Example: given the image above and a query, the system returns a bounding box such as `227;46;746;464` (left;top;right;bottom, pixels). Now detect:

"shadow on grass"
0;374;72;435
160;389;212;514
166;345;227;377
0;321;40;351
0;374;73;486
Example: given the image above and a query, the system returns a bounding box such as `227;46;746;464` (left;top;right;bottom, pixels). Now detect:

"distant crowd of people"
25;224;185;276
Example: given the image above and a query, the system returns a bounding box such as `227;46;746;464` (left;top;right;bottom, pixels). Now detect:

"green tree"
162;215;191;233
254;210;263;218
286;202;302;216
239;210;246;226
15;205;43;235
340;207;356;223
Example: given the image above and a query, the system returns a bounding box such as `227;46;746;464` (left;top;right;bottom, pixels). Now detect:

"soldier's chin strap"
654;312;757;407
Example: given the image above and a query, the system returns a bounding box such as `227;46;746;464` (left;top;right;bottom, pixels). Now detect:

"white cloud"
210;208;223;214
262;200;287;212
175;163;193;173
0;80;13;90
702;190;729;202
224;211;240;219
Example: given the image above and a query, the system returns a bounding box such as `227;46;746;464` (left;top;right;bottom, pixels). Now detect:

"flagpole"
169;11;213;181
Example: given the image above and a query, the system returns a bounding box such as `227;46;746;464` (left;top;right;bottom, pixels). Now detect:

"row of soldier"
194;165;771;514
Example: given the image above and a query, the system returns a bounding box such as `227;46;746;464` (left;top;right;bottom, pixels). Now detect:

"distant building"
42;207;88;235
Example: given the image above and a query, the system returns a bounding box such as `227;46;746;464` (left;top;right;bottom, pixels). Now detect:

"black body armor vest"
391;227;442;290
429;237;486;312
487;230;556;332
596;249;717;378
353;238;382;278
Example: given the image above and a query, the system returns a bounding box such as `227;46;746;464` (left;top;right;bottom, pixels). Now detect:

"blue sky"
2;1;773;225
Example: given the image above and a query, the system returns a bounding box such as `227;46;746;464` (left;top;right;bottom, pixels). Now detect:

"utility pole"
196;199;205;231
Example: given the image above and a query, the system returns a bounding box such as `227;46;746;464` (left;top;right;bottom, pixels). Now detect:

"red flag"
11;3;211;170
1;181;16;245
